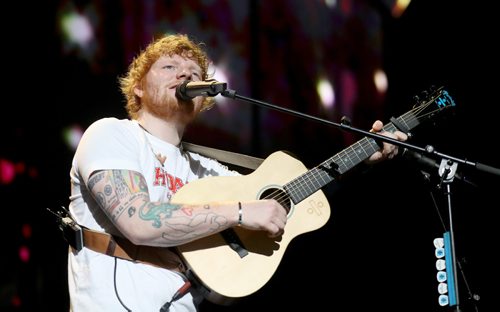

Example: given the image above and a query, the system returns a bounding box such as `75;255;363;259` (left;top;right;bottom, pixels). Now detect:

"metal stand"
439;159;461;311
437;159;481;312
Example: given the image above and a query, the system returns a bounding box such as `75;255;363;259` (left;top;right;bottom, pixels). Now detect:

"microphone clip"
438;159;459;185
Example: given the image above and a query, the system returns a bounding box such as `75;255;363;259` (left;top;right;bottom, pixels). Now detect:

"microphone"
402;149;474;185
403;149;440;172
175;79;227;101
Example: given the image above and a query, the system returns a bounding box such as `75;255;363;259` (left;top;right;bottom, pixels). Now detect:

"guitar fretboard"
284;112;420;204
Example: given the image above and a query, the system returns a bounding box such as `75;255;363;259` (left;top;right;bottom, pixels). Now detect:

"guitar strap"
182;141;264;170
50;206;185;272
62;144;262;269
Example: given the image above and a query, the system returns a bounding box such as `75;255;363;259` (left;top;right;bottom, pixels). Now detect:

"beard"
141;85;201;124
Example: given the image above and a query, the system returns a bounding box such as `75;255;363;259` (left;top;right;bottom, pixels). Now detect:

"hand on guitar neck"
366;120;409;164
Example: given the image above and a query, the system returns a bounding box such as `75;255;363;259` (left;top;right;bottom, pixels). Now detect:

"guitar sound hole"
259;188;292;213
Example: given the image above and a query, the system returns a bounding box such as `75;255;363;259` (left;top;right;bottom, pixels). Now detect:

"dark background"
1;1;498;311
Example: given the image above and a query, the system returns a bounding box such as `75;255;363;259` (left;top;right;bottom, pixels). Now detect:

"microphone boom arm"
221;88;500;177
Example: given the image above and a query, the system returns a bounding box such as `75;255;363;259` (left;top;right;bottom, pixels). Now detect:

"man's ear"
134;85;144;98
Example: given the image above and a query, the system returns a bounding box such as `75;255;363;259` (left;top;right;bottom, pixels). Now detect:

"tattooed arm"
87;169;287;247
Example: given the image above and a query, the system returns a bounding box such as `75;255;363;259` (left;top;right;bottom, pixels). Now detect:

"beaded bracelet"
238;202;243;226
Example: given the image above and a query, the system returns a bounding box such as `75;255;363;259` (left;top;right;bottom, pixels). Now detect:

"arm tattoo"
112;170;130;199
89;170;149;221
161;213;228;244
88;171;105;190
139;202;229;244
90;170;231;245
139;202;181;228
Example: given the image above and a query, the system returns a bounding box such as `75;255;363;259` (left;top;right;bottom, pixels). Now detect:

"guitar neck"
284;112;420;204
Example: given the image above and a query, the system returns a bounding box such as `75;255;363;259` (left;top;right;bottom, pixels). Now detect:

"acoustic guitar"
173;86;455;304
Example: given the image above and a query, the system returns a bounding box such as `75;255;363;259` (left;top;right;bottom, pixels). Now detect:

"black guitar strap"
182;142;264;170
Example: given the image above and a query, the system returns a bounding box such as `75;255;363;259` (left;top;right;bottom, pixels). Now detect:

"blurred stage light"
19;246;30;263
0;158;15;184
316;78;335;110
22;224;32;239
60;12;94;49
392;0;411;18
211;64;231;111
373;68;388;94
62;124;84;151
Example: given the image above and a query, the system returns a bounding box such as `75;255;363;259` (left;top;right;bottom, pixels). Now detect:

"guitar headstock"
394;86;456;134
412;86;455;122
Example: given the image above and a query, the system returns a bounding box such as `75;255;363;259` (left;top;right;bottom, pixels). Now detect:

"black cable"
114;257;132;312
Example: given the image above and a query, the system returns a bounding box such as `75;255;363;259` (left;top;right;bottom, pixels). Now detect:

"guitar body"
172;151;331;303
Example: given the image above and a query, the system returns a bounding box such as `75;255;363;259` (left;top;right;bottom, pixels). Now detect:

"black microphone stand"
221;87;498;312
221;88;500;177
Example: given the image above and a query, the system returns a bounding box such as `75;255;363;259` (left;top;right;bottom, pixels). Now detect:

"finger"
274;218;286;230
393;146;400;156
371;120;383;132
269;223;284;238
369;151;383;162
396;131;408;141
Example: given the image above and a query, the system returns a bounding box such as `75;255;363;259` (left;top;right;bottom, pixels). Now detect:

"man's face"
138;54;204;123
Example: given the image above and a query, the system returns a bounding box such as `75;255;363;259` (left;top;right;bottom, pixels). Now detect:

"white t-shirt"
67;117;239;312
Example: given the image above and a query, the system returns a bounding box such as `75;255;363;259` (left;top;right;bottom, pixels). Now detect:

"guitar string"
259;98;438;207
310;89;444;201
283;93;445;205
